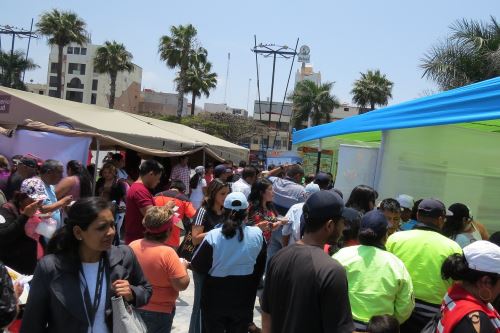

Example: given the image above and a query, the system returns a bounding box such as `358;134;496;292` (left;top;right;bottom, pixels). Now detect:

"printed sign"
297;45;310;63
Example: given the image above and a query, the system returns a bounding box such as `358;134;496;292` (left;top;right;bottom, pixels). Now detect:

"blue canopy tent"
293;77;500;232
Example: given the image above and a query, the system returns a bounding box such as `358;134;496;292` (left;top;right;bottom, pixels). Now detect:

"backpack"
420;312;441;333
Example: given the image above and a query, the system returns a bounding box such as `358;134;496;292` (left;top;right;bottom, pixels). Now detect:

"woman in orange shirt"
129;206;190;333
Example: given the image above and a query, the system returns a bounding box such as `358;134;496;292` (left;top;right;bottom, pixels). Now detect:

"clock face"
300;45;310;55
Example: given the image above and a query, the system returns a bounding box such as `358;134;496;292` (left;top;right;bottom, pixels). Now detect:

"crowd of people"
0;153;499;333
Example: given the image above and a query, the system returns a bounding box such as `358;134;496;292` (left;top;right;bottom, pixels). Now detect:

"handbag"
177;229;196;261
111;296;147;333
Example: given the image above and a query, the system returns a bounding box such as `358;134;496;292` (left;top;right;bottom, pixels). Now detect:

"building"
46;43;142;113
26;83;47;95
138;89;188;117
295;64;321;86
203;103;248;117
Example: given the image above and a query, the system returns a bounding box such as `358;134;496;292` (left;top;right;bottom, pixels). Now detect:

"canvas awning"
0;86;248;161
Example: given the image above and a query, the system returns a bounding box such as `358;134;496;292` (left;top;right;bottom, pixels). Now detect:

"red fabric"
125;182;155;244
205;174;214;185
439;283;500;333
154;195;196;248
248;203;276;242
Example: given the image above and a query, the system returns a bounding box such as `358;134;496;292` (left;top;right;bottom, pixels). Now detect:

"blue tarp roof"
293;77;500;144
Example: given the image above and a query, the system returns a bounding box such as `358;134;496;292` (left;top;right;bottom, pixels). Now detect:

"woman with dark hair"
20;197;152;333
247;178;285;242
189;179;230;333
346;185;378;214
130;206;190;333
94;162;128;204
56;160;93;200
190;166;207;210
443;203;482;248
333;210;414;331
191;192;266;333
438;241;500;332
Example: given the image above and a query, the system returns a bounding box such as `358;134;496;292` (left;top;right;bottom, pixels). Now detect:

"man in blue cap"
261;191;354;333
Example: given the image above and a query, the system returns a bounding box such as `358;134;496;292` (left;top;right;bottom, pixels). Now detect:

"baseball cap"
448;203;470;220
396;194;414;210
303;191;344;223
342;207;362;232
314;172;330;187
214;164;232;178
418;199;452;218
20;177;47;201
224;192;249;211
304;183;320;194
194;166;205;174
19;156;38;169
360;210;390;238
463;240;500;274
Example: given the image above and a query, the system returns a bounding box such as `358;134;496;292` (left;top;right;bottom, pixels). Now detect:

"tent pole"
373;131;386;192
93;139;100;195
202;149;206;167
316;139;322;174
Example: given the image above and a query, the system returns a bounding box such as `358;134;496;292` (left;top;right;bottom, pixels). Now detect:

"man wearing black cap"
261;191;354;333
386;198;462;333
5;156;38;200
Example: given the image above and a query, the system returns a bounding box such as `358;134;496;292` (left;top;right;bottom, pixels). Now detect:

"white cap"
463;240;500;274
305;183;320;194
396;194;414;210
223;192;249;211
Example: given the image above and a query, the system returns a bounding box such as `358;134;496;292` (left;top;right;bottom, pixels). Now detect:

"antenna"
223;52;230;104
246;78;251;113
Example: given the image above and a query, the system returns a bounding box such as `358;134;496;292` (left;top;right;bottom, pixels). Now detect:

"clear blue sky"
2;0;499;114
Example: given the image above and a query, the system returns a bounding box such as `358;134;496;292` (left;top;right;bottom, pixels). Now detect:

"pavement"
171;271;263;332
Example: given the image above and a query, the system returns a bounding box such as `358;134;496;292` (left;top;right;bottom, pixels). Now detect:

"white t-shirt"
190;178;207;209
81;262;110;333
231;178;251;198
282;202;305;245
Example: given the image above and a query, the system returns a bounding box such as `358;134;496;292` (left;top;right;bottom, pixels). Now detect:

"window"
67;77;84;89
66;90;83;103
67;47;73;54
49;76;58;87
344;107;350;112
91;93;97;104
74;47;80;55
80;48;87;55
50;63;58;74
38;90;44;95
48;90;58;97
92;79;98;91
68;63;86;75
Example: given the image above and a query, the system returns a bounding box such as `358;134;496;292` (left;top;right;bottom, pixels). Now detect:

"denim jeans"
189;271;206;333
136;308;175;333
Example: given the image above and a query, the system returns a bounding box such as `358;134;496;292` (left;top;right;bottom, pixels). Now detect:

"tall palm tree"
93;41;134;109
36;9;88;98
351;70;393;111
289;80;340;128
421;16;500;90
0;50;39;90
177;56;218;116
159;24;206;118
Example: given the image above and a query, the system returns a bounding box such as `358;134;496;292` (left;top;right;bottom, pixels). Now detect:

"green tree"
351;69;393;111
421;16;500;90
177;55;217;116
159;24;206;119
0;50;39;90
289;80;340;128
93;41;134;109
36;9;89;98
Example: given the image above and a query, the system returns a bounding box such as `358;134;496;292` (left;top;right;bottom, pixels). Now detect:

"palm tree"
0;50;39;90
421;16;500;90
351;70;393;111
93;41;134;109
178;55;217;116
159;24;206;118
36;9;89;98
289;80;340;128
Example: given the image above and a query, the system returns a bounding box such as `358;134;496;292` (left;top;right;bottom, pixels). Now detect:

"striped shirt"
193;206;225;232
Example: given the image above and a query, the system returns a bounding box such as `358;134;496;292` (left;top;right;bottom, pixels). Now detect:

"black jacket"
20;245;152;333
0;203;37;275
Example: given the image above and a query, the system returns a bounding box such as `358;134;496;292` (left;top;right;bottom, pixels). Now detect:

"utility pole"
0;24;38;87
246;78;251;112
252;41;297;152
223;52;230;104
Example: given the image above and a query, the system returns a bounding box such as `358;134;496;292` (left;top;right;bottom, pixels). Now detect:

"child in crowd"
367;315;400;333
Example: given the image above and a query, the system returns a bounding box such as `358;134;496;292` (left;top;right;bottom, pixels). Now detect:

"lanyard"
80;257;106;332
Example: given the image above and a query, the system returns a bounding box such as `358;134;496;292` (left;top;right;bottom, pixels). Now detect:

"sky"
2;0;499;115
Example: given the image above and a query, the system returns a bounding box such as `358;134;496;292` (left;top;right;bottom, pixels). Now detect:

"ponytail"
221;209;247;242
441;253;498;284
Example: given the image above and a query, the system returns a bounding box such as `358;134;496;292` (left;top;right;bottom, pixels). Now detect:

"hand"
179;258;190;269
256;221;270;232
61;195;73;207
277;217;289;225
14;282;24;299
20;200;42;217
271;221;282;231
112;279;133;302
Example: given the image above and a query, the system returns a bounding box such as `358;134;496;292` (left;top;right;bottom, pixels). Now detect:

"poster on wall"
301;147;335;175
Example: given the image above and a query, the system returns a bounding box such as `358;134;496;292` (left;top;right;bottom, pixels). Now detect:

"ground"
171;271;263;332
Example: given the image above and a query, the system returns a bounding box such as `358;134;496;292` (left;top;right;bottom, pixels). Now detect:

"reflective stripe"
414;300;440;317
443;293;456;311
437;320;444;333
492;317;500;329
